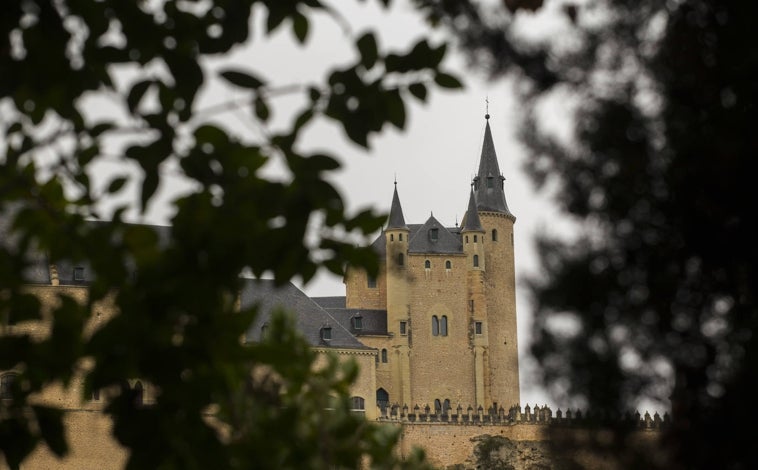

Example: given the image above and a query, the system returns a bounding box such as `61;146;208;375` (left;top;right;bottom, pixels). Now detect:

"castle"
243;114;520;420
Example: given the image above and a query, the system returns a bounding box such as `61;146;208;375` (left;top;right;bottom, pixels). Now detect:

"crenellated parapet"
376;403;671;430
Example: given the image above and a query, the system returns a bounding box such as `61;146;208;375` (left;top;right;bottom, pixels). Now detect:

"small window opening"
74;267;85;281
399;233;403;241
351;396;365;411
429;228;439;241
390;234;394;241
353;314;363;330
492;229;498;241
432;316;439;336
487;176;494;189
321;325;332;341
399;321;407;335
443;399;451;413
475;321;483;335
465;235;469;243
473;255;479;267
424;259;431;269
445;260;451;270
381;348;388;363
1;373;18;400
397;253;404;266
469;300;474;312
474;235;478;243
367;275;377;288
434;399;442;413
441;315;448;336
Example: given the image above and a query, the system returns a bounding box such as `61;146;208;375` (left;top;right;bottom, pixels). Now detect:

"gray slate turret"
387;183;408;230
473;119;514;218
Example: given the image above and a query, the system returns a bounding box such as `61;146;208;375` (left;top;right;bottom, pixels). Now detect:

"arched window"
350;396;365;411
465;235;469;243
381;348;388;363
474;235;478;243
434;399;442;413
432;315;439;336
441;315;448;336
399;233;403;241
133;381;144;407
473;255;479;267
1;372;18;399
424;259;431;269
445;260;451;270
492;229;498;241
377;388;389;412
397;253;404;266
390;233;394;241
443;399;451;413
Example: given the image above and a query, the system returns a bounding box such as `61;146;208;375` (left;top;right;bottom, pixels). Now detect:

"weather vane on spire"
485;96;490;120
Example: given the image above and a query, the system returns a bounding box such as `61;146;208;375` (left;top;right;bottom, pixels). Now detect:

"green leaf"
254;96;270;122
220;70;265;89
408;82;427;102
434;72;463;89
292;12;309;44
357;32;378;69
127;80;153;114
107;176;128;194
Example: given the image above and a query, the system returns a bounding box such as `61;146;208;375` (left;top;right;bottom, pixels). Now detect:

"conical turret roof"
473;118;514;217
461;187;484;232
387;183;408;230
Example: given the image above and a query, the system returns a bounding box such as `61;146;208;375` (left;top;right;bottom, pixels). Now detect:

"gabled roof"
241;279;370;350
409;215;463;254
474;119;514;217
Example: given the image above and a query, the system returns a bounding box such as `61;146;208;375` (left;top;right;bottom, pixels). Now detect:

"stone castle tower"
344;115;519;411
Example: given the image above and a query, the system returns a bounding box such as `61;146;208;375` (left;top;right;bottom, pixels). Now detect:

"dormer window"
321;324;332;341
487;176;494;189
353;314;363;330
429;228;439;242
73;267;85;282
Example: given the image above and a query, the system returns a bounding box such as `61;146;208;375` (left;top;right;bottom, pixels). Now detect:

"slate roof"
461;188;484;233
386;183;408;230
311;296;346;309
409;216;463;254
473;120;515;218
241;279;370;350
323;308;388;336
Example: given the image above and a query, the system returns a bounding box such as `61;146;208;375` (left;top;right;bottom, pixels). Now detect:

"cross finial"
485;96;490;120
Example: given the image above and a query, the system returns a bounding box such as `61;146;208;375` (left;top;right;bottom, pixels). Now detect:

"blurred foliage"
0;0;458;468
424;0;758;468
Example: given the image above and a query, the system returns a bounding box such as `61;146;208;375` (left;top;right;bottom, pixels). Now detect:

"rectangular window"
399;321;407;335
475;321;483;335
367;275;377;288
73;267;85;281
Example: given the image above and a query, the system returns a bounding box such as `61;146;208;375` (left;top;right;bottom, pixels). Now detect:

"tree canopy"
0;1;459;468
426;0;758;467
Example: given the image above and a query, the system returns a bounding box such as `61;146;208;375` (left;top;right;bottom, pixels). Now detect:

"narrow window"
381;348;388;363
445;260;451;270
469;300;474;312
487;176;493;188
492;229;498;241
474;235;478;243
133;381;144;407
432;315;439;336
367;275;377;288
443;399;451;413
91;389;100;401
397;253;404;266
321;325;332;341
465;235;469;243
353;314;363;330
399;321;407;335
399;233;403;241
473;255;479;267
424;259;431;269
434;399;442;413
441;315;448;336
390;233;394;241
377;388;389;412
0;373;18;399
475;321;483;335
429;228;439;241
73;266;85;281
351;396;365;411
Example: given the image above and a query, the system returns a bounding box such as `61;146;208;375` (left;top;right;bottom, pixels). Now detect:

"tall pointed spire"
473;117;514;217
387;182;408;230
461;187;484;232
